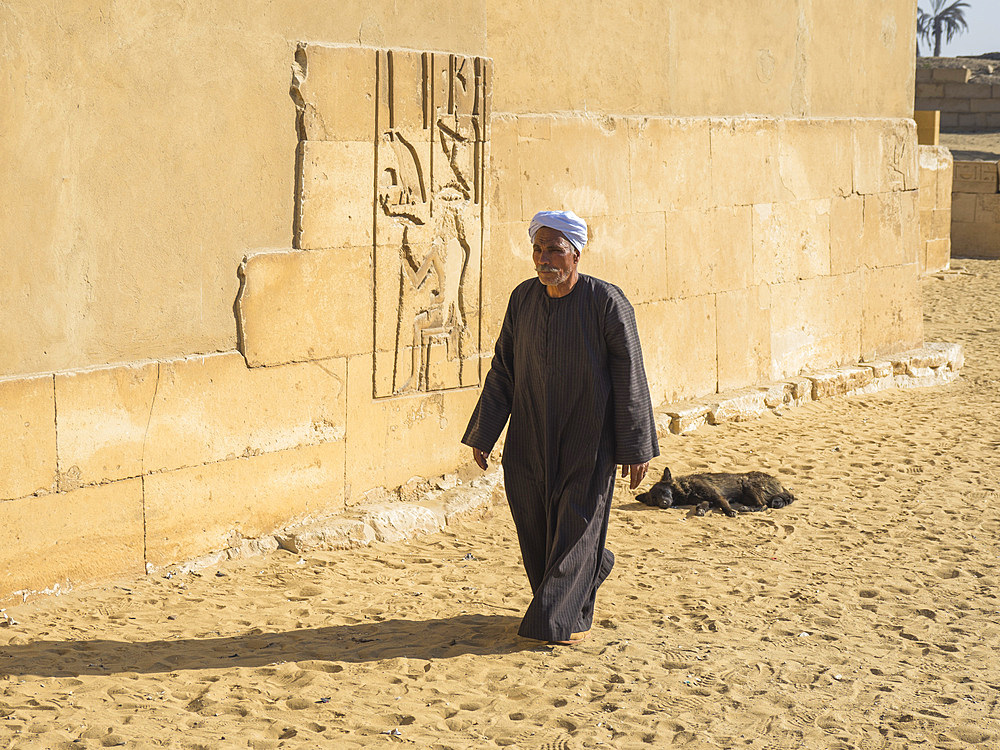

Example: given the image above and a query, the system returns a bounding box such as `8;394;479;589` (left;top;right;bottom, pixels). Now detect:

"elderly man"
463;210;659;645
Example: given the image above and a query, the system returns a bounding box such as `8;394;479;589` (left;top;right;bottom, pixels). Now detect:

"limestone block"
918;145;951;198
862;192;907;268
482;221;534;347
915;97;951;112
442;472;503;524
783;376;814;407
710;118;784;206
900;190;921;266
143;352;347;474
829;195;865;275
777;119;853;200
941;112;960;128
345;356;481;504
925;238;952;273
487;1;670;116
951;192;977;223
237;247;373;367
0;480;144;601
801;3;916;118
489;115;523;223
707;388;769;425
668;2;799;115
768;273;862;379
144;441;345;567
915;68;934;83
970;99;1000;114
976;195;1000;224
664;206;752;299
945;82;992;99
894;368;959;389
907;346;949;370
659;402;711;435
752;200;832;284
359;502;444;543
952;222;1000;257
584;213;667;305
760;382;789;408
914;83;944;98
629;118;712;212
806;365;874;400
936;153;954;205
925;341;965;370
716;286;771;392
989;114;1000;129
292;45;376;142
931;68;970;83
296;140;375;250
852;119;917;194
860;264;923;360
634;296;717;405
276;518;377;553
0;374;56;501
958;114;989;129
54;362;159;488
517;117;551;141
654;411;674;438
517;117;631;219
926;208;951;239
861;360;893;378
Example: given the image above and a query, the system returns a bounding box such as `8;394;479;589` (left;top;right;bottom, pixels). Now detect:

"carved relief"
374;50;490;397
953;161;999;194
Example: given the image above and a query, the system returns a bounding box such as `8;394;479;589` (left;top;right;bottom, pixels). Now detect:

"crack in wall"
139;362;162;570
51;374;59;493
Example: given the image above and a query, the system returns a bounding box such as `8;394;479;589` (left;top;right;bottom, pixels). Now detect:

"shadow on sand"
0;614;536;678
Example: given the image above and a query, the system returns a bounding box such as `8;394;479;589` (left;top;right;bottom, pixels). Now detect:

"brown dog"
636;466;796;517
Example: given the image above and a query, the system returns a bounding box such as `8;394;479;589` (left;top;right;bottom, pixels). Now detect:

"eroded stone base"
657;343;964;436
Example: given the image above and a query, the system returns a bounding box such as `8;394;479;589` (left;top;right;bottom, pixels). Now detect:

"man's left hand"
621;462;650;490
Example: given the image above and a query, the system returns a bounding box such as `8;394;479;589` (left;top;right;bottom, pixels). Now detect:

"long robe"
462;274;659;641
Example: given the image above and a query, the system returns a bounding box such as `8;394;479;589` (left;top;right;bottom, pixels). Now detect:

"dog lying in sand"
635;467;796;517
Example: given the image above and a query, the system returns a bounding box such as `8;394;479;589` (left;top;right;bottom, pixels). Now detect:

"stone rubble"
657;343;963;436
148;469;505;574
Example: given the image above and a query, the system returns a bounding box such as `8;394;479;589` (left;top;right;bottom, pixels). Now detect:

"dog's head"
637;466;674;508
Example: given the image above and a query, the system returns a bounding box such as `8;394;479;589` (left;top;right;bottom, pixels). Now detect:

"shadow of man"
0;614;536;678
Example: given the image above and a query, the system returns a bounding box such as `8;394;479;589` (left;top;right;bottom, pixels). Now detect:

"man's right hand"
472;447;489;470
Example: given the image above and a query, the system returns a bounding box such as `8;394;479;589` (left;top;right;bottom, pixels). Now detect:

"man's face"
532;226;579;288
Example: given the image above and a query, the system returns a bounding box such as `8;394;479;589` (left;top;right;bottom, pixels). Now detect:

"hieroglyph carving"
374;50;489;398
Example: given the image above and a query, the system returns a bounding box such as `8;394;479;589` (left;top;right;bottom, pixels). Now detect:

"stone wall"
0;1;923;601
914;66;1000;130
918;146;953;273
1;0;917;379
951;160;1000;258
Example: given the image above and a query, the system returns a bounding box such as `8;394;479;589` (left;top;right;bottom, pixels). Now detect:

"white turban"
528;210;588;253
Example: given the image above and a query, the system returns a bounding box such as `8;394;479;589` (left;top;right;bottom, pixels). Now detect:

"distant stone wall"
914;67;1000;130
951;160;1000;258
918;146;953;273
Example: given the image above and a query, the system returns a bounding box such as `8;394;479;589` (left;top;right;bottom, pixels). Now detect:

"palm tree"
917;0;970;57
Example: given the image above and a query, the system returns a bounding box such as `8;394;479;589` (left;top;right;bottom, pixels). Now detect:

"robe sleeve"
462;289;517;454
604;288;660;465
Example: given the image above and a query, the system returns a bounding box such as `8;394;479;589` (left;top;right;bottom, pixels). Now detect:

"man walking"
463;210;659;645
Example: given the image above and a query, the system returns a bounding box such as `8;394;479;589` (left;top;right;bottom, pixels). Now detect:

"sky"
919;0;1000;56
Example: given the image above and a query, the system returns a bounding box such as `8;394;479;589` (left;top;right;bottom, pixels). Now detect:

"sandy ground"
4;260;1000;749
939;130;1000;161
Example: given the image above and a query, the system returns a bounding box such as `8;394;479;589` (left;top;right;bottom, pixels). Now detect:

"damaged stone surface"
656;343;965;435
147;468;505;577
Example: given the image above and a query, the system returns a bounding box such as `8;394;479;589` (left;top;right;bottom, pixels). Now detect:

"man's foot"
550;630;589;646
